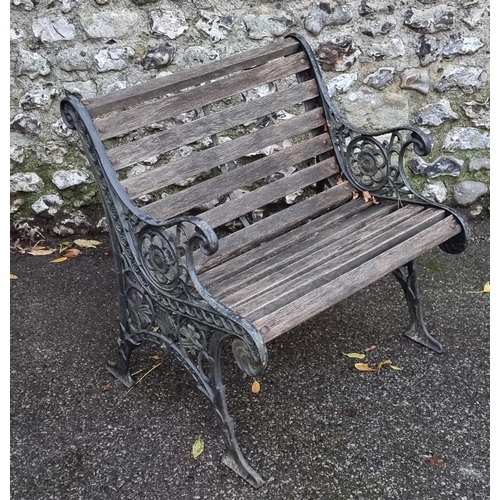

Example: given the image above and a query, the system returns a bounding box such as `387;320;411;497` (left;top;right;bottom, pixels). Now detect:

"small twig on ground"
123;362;163;398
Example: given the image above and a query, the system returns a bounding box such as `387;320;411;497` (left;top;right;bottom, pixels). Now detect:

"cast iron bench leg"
393;260;444;353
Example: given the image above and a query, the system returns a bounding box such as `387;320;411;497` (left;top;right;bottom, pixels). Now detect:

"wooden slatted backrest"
84;37;344;234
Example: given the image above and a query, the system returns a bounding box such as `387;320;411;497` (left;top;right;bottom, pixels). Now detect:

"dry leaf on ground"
74;239;101;249
62;248;81;258
10;274;18;280
354;363;377;372
28;248;56;256
51;257;68;263
343;352;366;360
389;365;403;371
376;359;392;371
192;438;204;459
251;380;261;394
483;282;490;293
365;345;377;352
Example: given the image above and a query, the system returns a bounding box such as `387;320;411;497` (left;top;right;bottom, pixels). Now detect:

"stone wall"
10;0;490;238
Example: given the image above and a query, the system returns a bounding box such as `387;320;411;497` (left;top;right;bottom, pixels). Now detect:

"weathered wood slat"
200;200;393;288
219;206;434;310
236;208;445;319
108;79;320;170
142;133;333;222
122;107;326;199
210;204;423;301
86;38;301;117
196;182;356;273
252;216;461;342
200;157;339;229
96;52;310;140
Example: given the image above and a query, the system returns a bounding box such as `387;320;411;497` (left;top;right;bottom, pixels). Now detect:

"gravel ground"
10;216;489;499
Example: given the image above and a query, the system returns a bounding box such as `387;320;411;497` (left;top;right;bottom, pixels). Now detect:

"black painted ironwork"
60;94;267;487
287;33;469;255
393;260;443;353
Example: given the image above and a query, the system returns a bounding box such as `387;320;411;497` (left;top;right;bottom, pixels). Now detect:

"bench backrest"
81;37;345;234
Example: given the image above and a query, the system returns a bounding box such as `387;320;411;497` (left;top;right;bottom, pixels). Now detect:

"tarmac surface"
10;216;489;499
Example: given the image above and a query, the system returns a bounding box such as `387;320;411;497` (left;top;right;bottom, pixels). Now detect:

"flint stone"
409;156;463;178
469;157;490;172
150;10;188;39
317;39;361;71
52;118;73;137
443;34;484;59
10;114;41;134
463;7;486;29
417;34;439;66
59;0;72;13
286;190;303;204
422;180;447;204
10;173;44;193
183;46;220;66
63;81;97;99
434;66;487;93
359;1;377;17
20;87;58;110
10;145;25;163
364;67;394;89
415;99;458;126
10;199;24;214
12;0;36;10
52;170;92;189
304;3;352;35
11;28;24;41
105;81;127;93
243;14;291;40
31;194;63;216
196;12;233;42
57;47;89;71
367;37;405;60
95;47;134;72
32;18;75;42
81;11;143;39
462;100;490;129
453;180;488;206
327;73;357;95
400;69;430;94
16;50;51;79
142;43;176;70
53;211;92;236
442;128;489;152
404;7;454;33
243;82;276;101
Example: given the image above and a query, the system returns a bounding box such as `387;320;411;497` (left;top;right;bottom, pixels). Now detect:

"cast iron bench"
60;34;468;487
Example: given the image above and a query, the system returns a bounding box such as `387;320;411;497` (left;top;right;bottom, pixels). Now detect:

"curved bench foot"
393;260;444;353
106;330;138;388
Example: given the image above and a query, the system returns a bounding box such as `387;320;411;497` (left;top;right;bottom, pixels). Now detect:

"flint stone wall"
10;0;490;236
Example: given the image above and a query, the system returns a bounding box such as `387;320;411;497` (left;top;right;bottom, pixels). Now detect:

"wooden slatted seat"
60;33;468;488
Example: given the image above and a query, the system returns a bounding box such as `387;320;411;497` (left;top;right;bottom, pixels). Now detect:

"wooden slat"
141;133;333;222
252;216;461;342
210;204;423;301
196;182;356;273
200;157;339;229
200;200;394;288
243;208;447;325
96;52;310;140
107;79;320;170
122;107;326;199
221;206;432;310
86;39;301;116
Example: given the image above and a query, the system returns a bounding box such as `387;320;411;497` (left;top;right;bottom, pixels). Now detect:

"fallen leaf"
362;191;371;203
74;239;101;249
59;241;73;252
152;326;160;332
428;454;446;469
251;380;261;394
389;365;403;371
62;248;82;258
192;438;204;459
51;257;68;263
10;274;18;280
336;177;345;185
376;359;392;371
102;382;112;392
354;363;377;372
28;249;56;256
483;282;490;293
151;355;161;361
343;352;366;360
371;196;380;205
352;191;359;199
365;345;377;352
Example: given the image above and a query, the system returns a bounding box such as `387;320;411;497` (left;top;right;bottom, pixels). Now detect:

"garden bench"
60;34;468;488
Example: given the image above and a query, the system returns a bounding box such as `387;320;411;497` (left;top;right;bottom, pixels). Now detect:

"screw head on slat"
98;125;106;133
110;158;118;165
260;326;269;335
81;100;90;105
